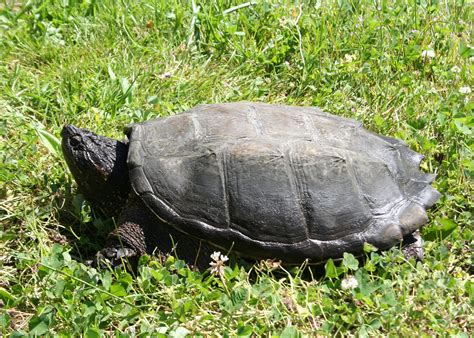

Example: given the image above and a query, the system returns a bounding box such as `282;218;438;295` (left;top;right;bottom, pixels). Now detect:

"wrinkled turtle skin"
61;102;440;268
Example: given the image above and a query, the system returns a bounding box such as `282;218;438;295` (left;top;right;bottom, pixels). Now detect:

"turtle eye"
69;135;82;148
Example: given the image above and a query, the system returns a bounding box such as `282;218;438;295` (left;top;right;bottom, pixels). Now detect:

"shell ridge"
290;148;313;238
190;113;204;139
372;198;407;219
314;111;362;128
216;145;231;229
284;144;310;240
302;113;318;143
341;150;372;217
301;105;355;123
246;105;264;136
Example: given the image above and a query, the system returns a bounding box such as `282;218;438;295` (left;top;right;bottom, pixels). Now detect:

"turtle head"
61;124;130;216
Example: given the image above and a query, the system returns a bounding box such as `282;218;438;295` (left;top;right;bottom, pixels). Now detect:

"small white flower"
341;275;358;290
263;259;281;270
159;72;172;79
450;66;461;73
209;251;229;277
344;54;357;63
421;49;436;59
210;251;221;261
459;86;471;94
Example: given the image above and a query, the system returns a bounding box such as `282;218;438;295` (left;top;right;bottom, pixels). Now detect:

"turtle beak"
61;124;81;138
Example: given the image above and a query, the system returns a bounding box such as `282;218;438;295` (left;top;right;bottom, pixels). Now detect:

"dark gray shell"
126;102;440;262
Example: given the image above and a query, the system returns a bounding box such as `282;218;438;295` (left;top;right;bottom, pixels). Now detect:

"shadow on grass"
53;187;115;263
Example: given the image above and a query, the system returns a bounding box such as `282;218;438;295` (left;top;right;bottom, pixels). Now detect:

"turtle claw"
402;230;424;261
91;246;139;270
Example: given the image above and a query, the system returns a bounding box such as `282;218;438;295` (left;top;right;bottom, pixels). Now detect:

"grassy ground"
1;0;472;336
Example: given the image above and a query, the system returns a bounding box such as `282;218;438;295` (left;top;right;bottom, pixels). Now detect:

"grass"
0;0;472;336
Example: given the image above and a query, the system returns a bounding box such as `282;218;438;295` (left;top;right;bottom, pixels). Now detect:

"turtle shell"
126;102;440;262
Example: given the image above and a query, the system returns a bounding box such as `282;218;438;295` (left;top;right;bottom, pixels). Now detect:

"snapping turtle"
61;102;440;268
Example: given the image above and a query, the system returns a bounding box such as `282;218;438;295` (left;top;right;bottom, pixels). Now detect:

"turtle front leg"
94;221;147;269
94;194;216;270
402;230;424;261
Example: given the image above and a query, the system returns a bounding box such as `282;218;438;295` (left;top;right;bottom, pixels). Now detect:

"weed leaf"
28;316;49;336
33;123;61;157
